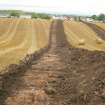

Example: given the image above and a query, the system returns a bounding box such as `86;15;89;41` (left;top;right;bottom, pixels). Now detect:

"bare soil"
0;20;105;105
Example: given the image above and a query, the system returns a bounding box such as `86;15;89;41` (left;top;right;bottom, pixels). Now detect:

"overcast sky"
0;0;105;15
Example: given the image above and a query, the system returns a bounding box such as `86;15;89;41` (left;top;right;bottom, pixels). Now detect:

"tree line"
0;10;51;19
10;11;51;19
31;13;50;19
91;14;105;22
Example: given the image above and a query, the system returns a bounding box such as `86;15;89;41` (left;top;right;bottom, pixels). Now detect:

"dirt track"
1;20;105;105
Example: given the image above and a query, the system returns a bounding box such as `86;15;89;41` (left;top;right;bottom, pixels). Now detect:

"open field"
0;18;51;71
1;20;105;105
82;21;105;41
63;20;105;51
95;22;105;30
1;19;105;72
0;18;13;37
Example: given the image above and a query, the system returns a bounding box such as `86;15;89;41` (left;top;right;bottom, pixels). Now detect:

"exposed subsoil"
0;20;105;105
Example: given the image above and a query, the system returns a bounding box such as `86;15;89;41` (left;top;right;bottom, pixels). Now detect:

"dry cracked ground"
1;20;105;105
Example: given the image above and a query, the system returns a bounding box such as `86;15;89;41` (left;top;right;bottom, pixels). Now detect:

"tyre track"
38;19;51;45
0;19;50;71
64;21;98;50
64;21;105;51
0;19;35;70
28;20;38;53
82;21;105;40
0;19;20;46
34;20;50;49
0;19;13;38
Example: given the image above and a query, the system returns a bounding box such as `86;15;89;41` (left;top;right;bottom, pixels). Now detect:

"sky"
0;0;105;15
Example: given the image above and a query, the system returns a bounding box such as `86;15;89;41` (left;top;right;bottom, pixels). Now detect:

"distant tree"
91;15;97;20
31;13;51;19
38;13;51;19
31;13;38;18
10;11;20;17
97;14;105;21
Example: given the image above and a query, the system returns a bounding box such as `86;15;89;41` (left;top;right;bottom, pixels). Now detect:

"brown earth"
0;20;105;105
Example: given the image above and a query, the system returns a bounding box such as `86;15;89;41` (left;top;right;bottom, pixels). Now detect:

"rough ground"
1;20;105;105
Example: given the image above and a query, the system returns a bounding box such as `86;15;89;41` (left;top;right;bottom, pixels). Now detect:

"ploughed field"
1;19;105;105
0;18;51;71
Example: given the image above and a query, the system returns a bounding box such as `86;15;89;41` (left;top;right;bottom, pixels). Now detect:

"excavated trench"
1;20;105;105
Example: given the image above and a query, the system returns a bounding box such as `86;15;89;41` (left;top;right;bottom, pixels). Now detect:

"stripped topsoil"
0;20;105;105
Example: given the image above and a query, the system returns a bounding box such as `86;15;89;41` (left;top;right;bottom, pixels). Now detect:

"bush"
10;11;20;17
31;13;51;19
91;14;105;22
91;15;97;20
31;13;38;18
97;14;105;21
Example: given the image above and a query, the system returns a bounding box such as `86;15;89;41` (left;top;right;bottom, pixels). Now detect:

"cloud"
0;0;105;15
